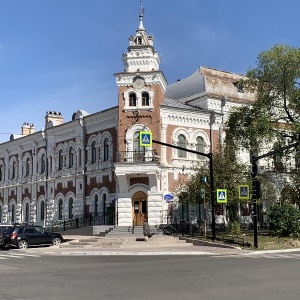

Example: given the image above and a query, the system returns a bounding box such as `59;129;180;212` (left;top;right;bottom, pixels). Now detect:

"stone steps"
59;234;191;249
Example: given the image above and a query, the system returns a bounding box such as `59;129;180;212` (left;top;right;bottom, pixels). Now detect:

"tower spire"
138;0;145;30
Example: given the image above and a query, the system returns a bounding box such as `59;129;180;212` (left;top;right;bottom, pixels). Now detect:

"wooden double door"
132;192;148;226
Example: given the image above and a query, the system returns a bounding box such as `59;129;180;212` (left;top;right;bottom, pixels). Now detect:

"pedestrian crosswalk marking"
0;254;24;258
0;252;41;259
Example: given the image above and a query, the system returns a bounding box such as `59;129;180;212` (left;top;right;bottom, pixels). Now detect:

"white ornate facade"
0;3;260;227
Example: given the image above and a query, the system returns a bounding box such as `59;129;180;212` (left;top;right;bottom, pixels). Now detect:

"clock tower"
114;0;167;153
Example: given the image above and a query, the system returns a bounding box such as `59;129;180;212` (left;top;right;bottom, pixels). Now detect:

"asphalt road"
0;253;299;300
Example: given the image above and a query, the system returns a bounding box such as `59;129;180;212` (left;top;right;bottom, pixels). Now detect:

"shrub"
266;204;300;237
227;220;241;235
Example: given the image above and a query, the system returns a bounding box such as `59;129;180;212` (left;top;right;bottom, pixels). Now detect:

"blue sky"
0;0;299;143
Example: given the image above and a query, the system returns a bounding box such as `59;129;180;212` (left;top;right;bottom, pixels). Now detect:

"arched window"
129;92;137;107
196;136;204;159
94;194;98;215
0;165;3;181
58;199;63;220
25;157;30;177
69;147;74;168
91;141;97;164
40;201;45;221
133;132;145;162
68;198;73;219
102;194;107;213
177;134;187;158
25;203;30;223
103;138;109;161
78;149;82;167
41;154;46;174
11;204;15;223
58;149;63;170
12;161;16;179
142;92;149;106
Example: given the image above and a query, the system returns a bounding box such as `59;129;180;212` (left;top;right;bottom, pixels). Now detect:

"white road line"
0;254;24;258
214;253;300;259
8;252;41;257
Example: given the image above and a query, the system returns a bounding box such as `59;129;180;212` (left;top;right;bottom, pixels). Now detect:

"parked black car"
0;224;19;249
0;228;6;249
8;225;64;249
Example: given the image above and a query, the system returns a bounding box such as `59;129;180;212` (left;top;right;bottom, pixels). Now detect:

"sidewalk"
13;234;256;256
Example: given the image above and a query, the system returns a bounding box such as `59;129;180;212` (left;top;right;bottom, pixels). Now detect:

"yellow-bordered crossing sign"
140;131;152;147
238;185;249;200
217;189;227;203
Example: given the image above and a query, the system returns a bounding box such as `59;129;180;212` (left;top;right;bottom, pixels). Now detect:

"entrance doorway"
132;192;148;226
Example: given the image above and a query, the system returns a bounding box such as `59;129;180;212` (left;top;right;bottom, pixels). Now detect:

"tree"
267;203;300;237
174;147;250;222
226;44;300;151
280;173;300;206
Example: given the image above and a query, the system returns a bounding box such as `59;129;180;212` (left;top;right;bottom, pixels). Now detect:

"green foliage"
280;173;300;205
227;220;241;235
174;147;251;221
267;204;300;237
226;44;300;149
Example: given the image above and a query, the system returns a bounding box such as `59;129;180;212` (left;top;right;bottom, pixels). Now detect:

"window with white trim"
177;134;187;158
129;92;137;107
196;136;204;158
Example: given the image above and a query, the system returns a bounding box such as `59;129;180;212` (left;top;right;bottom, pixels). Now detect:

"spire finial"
138;0;145;30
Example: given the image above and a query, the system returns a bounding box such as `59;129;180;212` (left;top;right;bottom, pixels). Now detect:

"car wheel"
18;240;29;249
52;237;62;246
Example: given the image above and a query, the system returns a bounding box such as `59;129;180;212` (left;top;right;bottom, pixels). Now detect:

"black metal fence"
48;212;115;233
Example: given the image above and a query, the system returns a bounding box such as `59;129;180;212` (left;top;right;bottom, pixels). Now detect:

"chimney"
45;111;63;127
29;123;35;134
21;122;30;135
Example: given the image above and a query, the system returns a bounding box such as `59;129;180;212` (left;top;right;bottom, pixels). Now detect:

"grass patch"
242;234;300;250
211;233;300;250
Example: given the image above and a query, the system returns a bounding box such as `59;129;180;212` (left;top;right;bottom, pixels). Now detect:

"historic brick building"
0;3;256;227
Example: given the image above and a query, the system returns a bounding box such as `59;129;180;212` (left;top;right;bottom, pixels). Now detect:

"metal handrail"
116;150;159;163
48;212;115;232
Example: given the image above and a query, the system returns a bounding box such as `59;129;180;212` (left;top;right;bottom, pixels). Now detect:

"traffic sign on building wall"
140;131;152;146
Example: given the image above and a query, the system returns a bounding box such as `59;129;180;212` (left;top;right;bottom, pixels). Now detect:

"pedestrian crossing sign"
140;131;152;147
217;189;227;203
238;185;249;200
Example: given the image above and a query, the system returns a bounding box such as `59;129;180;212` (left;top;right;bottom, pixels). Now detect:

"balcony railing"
116;150;159;163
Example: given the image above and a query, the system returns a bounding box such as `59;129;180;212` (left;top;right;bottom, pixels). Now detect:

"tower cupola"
122;0;160;73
